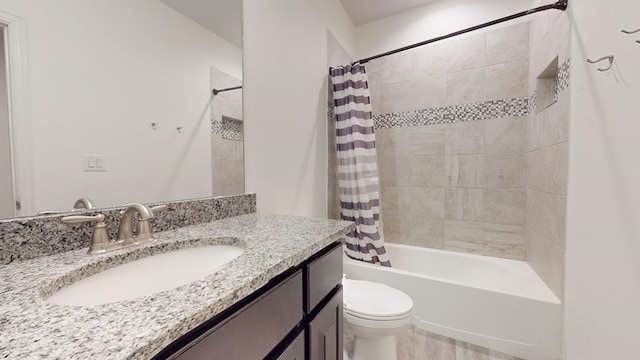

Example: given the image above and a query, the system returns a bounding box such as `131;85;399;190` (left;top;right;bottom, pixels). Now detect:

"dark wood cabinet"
305;242;343;360
155;241;343;360
172;271;303;360
305;241;343;313
276;330;305;360
308;288;343;360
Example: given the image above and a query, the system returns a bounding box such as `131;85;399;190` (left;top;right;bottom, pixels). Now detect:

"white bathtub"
343;243;562;360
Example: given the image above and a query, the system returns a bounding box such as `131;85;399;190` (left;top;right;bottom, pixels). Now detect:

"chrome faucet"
72;198;96;210
117;203;167;245
61;203;167;255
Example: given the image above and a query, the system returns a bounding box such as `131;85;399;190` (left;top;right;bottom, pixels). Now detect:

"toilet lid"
342;279;413;320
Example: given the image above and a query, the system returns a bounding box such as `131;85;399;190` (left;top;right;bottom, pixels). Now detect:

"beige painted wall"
243;0;355;217
565;0;640;358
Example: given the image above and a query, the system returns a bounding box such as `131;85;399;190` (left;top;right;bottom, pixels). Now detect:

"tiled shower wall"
373;22;531;260
211;68;245;196
526;9;571;299
328;18;570;296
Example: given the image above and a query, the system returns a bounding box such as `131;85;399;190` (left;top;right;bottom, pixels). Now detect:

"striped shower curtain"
330;64;391;267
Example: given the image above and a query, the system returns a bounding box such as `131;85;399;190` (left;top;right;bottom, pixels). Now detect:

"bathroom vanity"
155;241;344;360
0;212;353;359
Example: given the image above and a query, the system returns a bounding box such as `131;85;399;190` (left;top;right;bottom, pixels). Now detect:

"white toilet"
342;278;414;360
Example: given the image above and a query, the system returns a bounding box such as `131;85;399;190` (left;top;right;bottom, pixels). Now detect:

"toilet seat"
346;309;412;321
342;279;414;321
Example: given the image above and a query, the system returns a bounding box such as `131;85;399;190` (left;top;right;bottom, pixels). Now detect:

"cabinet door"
275;331;305;360
308;288;343;360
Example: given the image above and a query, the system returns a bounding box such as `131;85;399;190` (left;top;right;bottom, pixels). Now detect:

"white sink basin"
46;245;244;306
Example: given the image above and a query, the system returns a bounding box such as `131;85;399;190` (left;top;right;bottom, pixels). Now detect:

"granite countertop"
0;213;354;359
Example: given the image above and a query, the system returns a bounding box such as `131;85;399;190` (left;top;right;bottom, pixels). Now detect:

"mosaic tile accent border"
211;118;243;142
361;58;571;130
557;58;570;93
0;194;257;264
529;91;537;114
373;96;531;129
211;119;223;133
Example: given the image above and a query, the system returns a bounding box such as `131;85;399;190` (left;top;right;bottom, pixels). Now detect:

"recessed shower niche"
536;57;560;114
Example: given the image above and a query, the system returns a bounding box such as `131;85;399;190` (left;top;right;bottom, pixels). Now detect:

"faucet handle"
136;206;167;241
119;204;167;219
61;214;112;255
118;204;166;217
149;204;167;215
37;210;64;215
61;214;104;224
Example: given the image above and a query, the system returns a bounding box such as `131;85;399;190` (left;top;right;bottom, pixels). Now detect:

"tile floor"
396;326;522;360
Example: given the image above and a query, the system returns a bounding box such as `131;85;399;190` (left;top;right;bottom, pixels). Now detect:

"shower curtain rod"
352;0;568;66
212;86;242;95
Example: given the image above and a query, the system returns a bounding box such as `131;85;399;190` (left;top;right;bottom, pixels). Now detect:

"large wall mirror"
0;0;243;219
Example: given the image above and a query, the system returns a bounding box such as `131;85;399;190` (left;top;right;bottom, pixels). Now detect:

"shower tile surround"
211;68;245;196
372;22;533;261
371;57;569;131
362;17;570;298
525;9;571;299
0;194;256;264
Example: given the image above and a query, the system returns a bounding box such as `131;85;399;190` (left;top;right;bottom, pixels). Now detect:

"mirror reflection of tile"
221;117;243;141
211;67;244;197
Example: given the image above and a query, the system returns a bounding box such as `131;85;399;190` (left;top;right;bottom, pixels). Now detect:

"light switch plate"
83;154;107;172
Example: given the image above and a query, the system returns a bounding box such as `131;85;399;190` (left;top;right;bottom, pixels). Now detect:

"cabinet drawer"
174;271;303;360
306;242;343;312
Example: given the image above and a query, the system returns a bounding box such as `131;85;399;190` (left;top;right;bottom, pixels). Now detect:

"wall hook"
176;126;183;134
151;122;158;130
586;55;614;72
621;28;640;34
